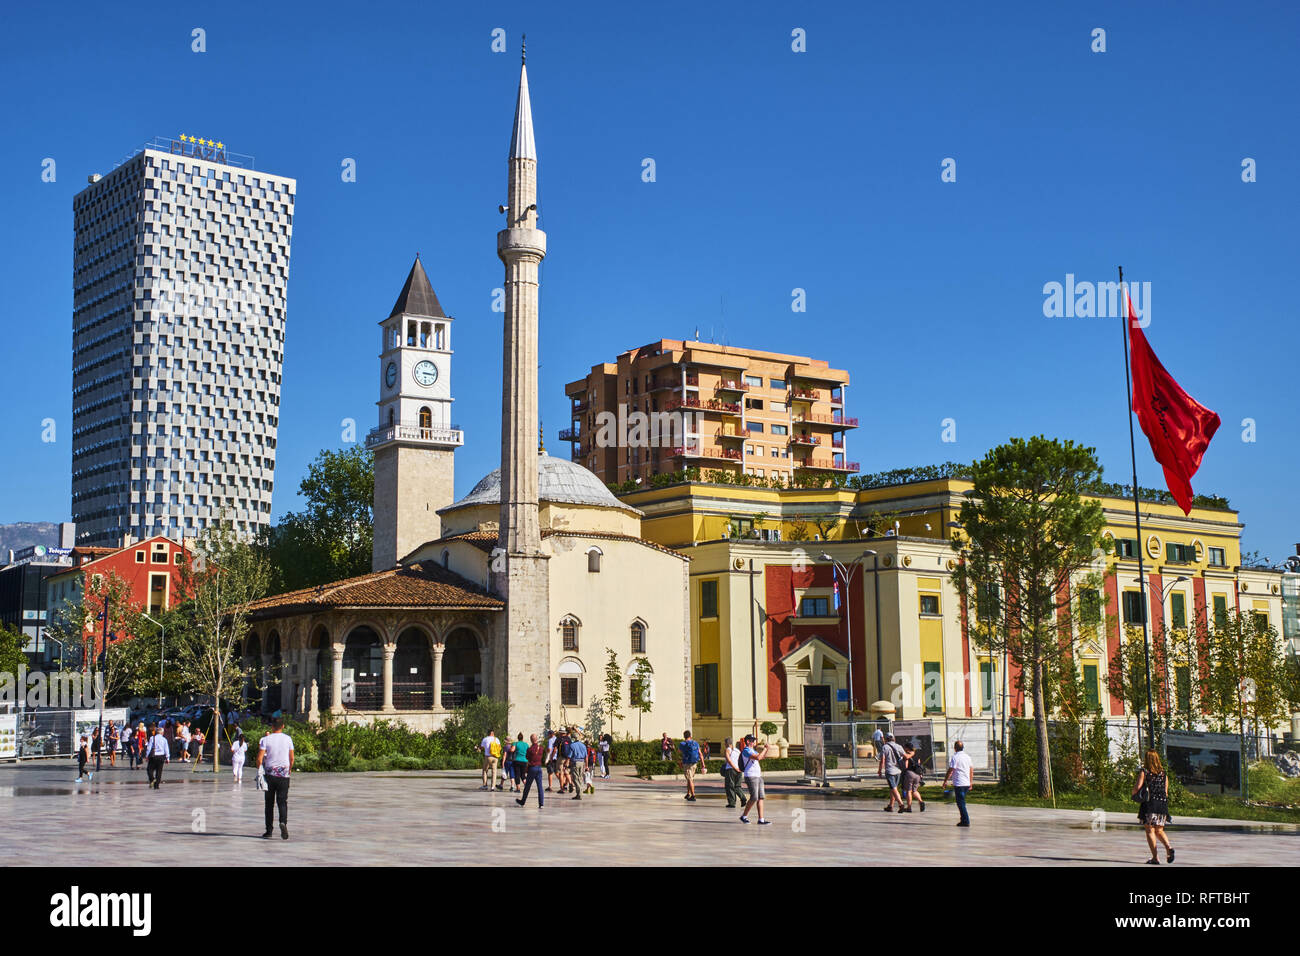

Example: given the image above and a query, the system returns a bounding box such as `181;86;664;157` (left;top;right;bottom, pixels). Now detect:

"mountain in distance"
0;521;61;555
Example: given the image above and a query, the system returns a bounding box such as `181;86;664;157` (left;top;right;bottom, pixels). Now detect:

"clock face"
385;361;397;388
413;360;438;387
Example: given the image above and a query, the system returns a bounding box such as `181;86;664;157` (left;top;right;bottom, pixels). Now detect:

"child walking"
231;732;248;787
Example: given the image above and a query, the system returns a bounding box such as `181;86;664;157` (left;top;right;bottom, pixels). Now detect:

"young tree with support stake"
45;571;159;704
173;521;270;773
602;649;623;737
951;436;1113;799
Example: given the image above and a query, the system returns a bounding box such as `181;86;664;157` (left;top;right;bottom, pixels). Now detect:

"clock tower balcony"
366;423;464;449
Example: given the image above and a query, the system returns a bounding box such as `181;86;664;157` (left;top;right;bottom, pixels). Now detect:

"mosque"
244;51;692;738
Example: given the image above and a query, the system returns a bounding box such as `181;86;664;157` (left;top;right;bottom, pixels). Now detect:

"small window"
1122;591;1146;625
441;549;450;569
1170;592;1186;629
919;594;940;616
1166;542;1194;563
1252;611;1269;632
1115;538;1137;559
561;677;580;707
743;374;762;388
173;552;183;565
135;551;145;563
561;618;579;652
800;596;830;617
770;379;786;390
1208;547;1226;566
1082;663;1100;712
771;424;788;436
1212;594;1228;628
630;621;645;654
745;421;764;433
700;580;718;618
151;549;168;563
979;661;995;711
587;548;601;573
1078;589;1102;626
977;583;1001;622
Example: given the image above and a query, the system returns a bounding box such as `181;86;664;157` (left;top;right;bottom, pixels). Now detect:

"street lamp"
140;611;166;711
1156;575;1189;731
820;548;876;780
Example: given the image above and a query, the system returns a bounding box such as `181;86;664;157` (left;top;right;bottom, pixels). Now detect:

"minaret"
498;41;546;553
493;41;551;733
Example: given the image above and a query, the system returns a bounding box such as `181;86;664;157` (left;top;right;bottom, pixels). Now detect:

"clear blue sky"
2;1;1296;561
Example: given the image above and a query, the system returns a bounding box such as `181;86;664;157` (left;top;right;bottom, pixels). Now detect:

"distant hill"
0;522;61;555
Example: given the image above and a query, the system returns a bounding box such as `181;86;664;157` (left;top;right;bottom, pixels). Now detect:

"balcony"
570;400;588;414
671;446;742;462
665;396;742;414
789;433;821;446
365;423;465;449
795;458;860;473
558;427;579;442
716;427;745;441
716;379;749;393
790;386;820;401
830;436;845;449
793;412;860;429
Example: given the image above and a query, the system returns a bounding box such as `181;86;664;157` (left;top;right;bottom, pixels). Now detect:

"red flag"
1127;295;1221;514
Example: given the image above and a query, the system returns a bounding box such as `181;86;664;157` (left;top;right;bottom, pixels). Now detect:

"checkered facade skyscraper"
71;140;295;546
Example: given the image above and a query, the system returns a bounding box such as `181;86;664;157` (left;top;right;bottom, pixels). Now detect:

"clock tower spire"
368;255;462;570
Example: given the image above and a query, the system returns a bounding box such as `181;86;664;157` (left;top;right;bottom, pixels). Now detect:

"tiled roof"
246;561;502;620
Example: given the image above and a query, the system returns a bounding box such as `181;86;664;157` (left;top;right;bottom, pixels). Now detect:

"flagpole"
1119;265;1158;750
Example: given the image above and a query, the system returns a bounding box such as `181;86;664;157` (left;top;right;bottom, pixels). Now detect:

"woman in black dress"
1132;749;1175;864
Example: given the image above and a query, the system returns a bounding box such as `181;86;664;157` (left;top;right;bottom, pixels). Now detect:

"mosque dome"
442;454;642;516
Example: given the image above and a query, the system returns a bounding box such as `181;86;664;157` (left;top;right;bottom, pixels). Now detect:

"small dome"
442;454;642;515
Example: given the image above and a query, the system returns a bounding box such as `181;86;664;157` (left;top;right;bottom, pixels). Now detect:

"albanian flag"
1128;296;1221;514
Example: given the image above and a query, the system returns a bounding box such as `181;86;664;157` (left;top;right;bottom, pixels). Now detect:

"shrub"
634;756;835;777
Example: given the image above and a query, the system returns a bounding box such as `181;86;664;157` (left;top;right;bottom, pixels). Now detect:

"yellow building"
618;473;1288;749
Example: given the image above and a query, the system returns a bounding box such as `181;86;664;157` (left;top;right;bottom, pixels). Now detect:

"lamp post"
821;548;877;780
1155;575;1188;731
140;611;165;711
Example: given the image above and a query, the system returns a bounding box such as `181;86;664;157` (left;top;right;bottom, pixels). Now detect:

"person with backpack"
480;729;501;791
678;730;704;802
511;732;529;793
722;737;745;808
568;731;589;801
738;734;771;824
899;743;926;813
877;732;906;811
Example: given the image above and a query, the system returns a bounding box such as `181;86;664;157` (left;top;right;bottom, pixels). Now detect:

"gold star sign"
216;142;224;149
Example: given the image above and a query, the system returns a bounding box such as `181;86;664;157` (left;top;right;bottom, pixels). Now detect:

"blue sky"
2;1;1296;561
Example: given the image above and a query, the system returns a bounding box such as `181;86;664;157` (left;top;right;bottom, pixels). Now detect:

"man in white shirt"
257;717;295;840
143;724;170;789
480;730;500;791
177;721;192;762
722;737;744;808
738;734;771;825
942;739;975;827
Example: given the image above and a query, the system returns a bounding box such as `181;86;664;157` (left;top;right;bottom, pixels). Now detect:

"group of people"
480;727;614;807
876;731;975;825
74;718;213;783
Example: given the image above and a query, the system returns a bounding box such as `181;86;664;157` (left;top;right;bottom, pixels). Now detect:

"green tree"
951;436;1112;799
1106;623;1171;750
603;648;623;735
1202;608;1300;737
173;520;271;772
262;445;374;593
44;571;157;704
629;657;654;740
0;622;26;677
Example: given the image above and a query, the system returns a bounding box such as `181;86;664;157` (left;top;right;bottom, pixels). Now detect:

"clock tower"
367;255;462;571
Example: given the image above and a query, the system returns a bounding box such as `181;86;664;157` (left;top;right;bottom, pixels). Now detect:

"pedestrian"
511;732;528;793
583;736;596;795
899;744;926;813
135;724;147;771
877;733;905;811
177;720;191;762
480;729;500;791
143;723;169;789
738;734;771;824
942;739;974;828
121;722;135;769
516;733;546;809
1133;749;1175;864
231;732;248;787
872;725;884;760
678;730;704;802
191;726;206;767
660;732;673;764
599;733;612;778
106;722;119;767
91;725;103;773
722;737;745;808
557;727;574;793
257;716;295;840
75;735;91;783
568;731;589;800
545;729;559;791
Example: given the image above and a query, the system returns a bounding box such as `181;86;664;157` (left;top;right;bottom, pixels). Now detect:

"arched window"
419;406;432;432
387;407;395;427
558;657;585;707
630;620;646;654
441;549;450;569
587;547;602;573
560;615;580;652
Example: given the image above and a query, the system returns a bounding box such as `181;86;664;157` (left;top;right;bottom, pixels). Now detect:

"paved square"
2;762;1295;866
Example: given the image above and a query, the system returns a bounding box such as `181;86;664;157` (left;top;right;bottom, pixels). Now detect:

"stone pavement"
2;761;1296;866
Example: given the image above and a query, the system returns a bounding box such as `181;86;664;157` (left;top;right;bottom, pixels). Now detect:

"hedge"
294;753;482;773
635;756;836;777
